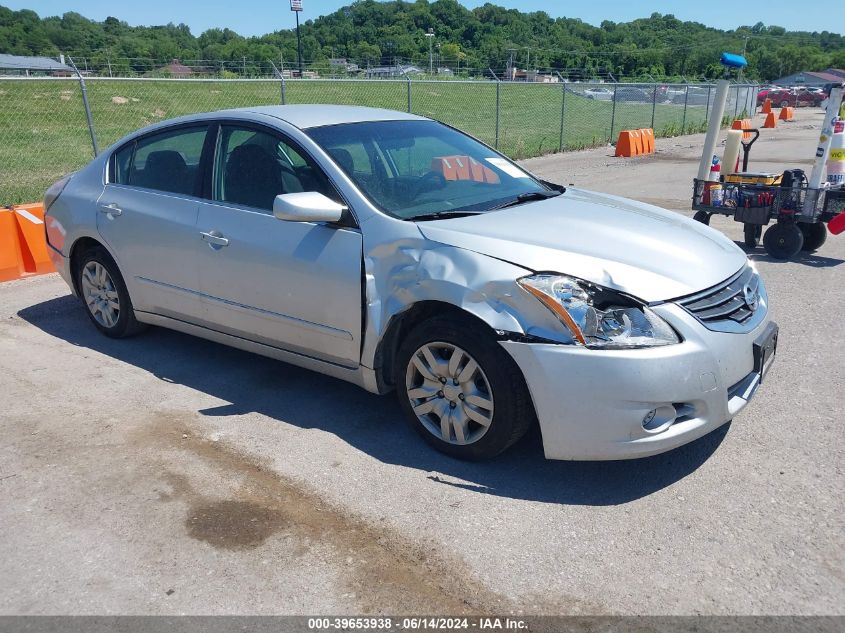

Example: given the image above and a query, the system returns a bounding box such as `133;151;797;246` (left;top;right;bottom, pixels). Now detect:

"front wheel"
395;317;534;460
693;210;711;225
763;222;804;260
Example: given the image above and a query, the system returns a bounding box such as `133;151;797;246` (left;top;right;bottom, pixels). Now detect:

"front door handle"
200;230;229;248
98;203;122;217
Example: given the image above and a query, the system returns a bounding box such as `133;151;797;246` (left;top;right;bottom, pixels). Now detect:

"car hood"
417;188;747;302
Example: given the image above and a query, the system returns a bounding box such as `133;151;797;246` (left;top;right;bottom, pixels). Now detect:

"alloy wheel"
405;342;494;445
80;261;120;328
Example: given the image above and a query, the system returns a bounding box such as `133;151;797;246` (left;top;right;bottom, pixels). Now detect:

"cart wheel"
798;222;827;252
763;223;804;260
743;224;762;248
693;210;711;225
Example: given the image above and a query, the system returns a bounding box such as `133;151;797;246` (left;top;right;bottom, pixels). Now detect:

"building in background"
0;54;74;77
364;64;423;78
771;68;845;87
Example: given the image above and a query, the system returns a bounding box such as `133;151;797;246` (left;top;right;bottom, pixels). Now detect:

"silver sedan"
43;105;777;460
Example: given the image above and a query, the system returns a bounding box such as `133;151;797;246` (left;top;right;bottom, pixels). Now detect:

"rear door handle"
200;230;229;247
98;203;122;216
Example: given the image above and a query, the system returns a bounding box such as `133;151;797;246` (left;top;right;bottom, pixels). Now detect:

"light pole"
425;28;434;75
290;0;304;76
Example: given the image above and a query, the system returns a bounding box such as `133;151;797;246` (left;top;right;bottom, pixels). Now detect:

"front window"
306;120;552;219
213;125;340;212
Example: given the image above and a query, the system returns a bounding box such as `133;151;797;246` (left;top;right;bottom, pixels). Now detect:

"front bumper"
501;302;775;460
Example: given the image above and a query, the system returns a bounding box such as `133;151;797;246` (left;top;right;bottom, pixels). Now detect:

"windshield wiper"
488;190;562;211
407;210;486;222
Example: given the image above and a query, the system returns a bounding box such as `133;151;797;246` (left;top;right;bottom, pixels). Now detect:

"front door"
196;123;363;367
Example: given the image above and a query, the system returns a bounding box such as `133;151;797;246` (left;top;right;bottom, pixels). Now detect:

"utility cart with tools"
691;128;845;259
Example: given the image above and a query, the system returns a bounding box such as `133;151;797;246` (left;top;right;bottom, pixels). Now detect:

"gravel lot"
1;109;842;616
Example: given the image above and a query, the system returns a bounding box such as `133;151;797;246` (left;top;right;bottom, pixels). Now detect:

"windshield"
305;120;550;219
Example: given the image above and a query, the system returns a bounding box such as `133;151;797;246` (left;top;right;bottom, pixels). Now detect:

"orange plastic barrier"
639;128;655;154
762;112;778;129
0;202;55;283
615;128;656;157
779;107;794;121
0;210;23;282
731;118;753;139
761;99;772;114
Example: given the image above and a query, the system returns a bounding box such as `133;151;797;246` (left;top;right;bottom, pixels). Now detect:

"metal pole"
557;71;566;151
705;84;712;124
489;68;500;149
68;56;98;157
270;61;286;104
733;85;740;120
651;83;657;129
400;66;412;113
681;85;689;133
295;11;303;75
609;84;618;142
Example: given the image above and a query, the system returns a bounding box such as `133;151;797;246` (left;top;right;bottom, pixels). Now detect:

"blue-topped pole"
697;53;748;182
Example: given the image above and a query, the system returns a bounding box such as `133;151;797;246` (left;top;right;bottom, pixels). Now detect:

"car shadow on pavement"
742;246;845;268
19;294;728;507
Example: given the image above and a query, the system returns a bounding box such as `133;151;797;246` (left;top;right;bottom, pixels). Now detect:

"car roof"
225;104;429;129
104;105;432;153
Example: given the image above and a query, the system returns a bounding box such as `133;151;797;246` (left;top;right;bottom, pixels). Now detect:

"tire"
76;246;145;338
780;100;789;108
799;222;827;252
693;210;711;225
763;222;804;260
395;316;534;460
743;223;762;248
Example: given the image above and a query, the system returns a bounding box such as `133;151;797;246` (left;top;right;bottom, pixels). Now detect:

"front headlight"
517;274;680;349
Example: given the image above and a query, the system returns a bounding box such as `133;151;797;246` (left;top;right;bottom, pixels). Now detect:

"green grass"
0;78;717;205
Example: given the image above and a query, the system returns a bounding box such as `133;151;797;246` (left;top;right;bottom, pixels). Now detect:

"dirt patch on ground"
133;410;587;615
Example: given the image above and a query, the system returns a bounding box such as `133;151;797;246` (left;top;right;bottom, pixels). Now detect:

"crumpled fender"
359;236;570;373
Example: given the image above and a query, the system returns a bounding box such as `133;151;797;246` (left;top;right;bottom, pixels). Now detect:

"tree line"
1;0;843;80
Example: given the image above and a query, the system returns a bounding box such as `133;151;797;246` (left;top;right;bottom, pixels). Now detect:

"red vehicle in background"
759;88;824;108
757;89;825;108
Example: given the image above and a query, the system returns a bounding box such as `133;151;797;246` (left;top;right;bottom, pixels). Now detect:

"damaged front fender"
359;234;575;391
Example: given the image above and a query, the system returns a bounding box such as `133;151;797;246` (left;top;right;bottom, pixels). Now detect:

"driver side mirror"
273;192;346;223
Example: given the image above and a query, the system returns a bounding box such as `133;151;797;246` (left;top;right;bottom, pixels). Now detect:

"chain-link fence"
0;76;757;205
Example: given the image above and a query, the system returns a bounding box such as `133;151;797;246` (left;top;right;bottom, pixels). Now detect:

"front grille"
677;266;760;327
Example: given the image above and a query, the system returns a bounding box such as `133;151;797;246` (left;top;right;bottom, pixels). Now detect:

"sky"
5;0;842;37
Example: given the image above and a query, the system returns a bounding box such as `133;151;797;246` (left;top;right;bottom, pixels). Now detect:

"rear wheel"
395;317;534;460
799;222;827;252
76;247;144;338
743;224;762;248
780;100;790;108
763;222;804;260
693;210;711;225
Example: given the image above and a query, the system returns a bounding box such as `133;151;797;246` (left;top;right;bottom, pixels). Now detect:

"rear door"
195;122;363;367
97;124;210;321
